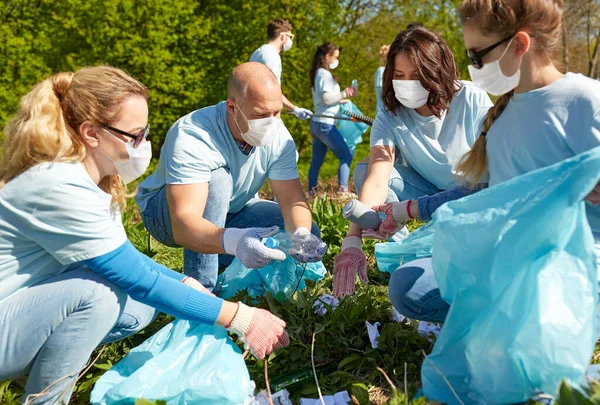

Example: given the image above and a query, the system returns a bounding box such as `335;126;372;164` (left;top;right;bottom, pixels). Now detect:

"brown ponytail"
456;91;514;185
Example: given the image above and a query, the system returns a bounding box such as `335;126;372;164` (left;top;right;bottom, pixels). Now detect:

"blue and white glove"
223;226;287;268
289;227;328;263
292;106;313;121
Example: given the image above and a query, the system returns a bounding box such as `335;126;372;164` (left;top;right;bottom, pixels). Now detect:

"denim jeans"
0;267;157;404
140;167;320;291
353;161;441;203
308;121;354;191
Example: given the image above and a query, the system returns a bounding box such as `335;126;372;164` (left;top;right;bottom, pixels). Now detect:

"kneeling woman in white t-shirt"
0;66;289;404
333;24;493;298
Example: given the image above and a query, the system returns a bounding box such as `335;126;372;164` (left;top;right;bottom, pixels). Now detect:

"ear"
514;31;531;58
225;99;236;115
79;121;100;147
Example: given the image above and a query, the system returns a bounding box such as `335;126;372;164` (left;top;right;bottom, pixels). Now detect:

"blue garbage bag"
421;147;600;404
337;101;369;154
90;321;255;405
374;222;434;273
217;255;326;301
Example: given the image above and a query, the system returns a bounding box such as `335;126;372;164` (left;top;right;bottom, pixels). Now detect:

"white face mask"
468;37;522;96
392;80;430;109
283;37;293;52
329;59;339;70
99;130;152;184
233;105;281;146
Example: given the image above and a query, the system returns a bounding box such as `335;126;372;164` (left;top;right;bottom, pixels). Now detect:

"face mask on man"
232;104;281;146
392;80;430;109
98;128;152;184
283;37;293;52
468;37;522;96
329;59;339;70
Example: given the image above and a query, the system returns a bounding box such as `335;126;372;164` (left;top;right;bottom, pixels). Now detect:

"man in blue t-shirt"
137;62;323;290
249;18;312;120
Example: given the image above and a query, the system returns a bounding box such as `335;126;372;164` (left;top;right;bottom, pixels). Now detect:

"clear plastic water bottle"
263;257;298;303
264;232;327;262
351;79;358;93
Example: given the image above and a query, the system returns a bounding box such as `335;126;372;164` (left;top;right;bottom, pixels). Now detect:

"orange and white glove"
226;302;290;359
362;201;412;240
332;236;368;298
586;181;600;205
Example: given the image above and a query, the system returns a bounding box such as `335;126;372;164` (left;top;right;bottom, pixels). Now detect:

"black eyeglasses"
465;34;514;69
102;124;150;148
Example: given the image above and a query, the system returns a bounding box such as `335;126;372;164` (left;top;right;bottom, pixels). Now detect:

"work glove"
223;226;286;268
362;201;412;240
289;227;328;263
332;236;368;298
227;302;290;359
292;106;313;120
586;181;600;205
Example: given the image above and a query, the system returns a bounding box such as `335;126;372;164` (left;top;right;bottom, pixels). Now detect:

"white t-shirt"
249;44;282;84
0;162;126;303
312;68;341;125
137;102;299;214
370;81;493;190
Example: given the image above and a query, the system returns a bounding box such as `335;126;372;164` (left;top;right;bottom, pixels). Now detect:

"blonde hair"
0;66;149;209
455;0;563;185
379;44;390;61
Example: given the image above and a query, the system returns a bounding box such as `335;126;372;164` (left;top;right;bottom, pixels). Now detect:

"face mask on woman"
99;128;153;184
329;59;339;70
392;80;430;109
468;37;522;96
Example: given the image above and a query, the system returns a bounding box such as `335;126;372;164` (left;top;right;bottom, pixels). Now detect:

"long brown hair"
310;42;339;88
0;66;149;210
456;0;563;185
382;23;462;118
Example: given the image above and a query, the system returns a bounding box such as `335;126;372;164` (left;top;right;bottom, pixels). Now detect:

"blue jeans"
353;160;441;203
388;258;449;323
140;167;320;290
0;267;157;404
308;121;354;192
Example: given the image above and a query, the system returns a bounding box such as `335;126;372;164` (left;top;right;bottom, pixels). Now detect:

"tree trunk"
562;20;569;72
590;33;600;78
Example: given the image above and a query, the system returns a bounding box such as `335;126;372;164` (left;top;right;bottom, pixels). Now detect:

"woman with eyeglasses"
384;0;600;325
0;66;289;404
332;24;493;298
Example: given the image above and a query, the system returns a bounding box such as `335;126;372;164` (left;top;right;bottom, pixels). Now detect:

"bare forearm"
282;201;313;232
282;94;295;111
172;216;225;254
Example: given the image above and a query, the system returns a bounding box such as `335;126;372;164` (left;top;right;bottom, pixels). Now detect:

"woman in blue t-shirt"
332;24;492;298
0;66;289;404
308;42;357;196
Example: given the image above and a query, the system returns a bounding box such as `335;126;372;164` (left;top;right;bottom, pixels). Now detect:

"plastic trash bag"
217;255;326;301
374;222;434;273
90;321;256;405
337;101;369;154
422;146;600;405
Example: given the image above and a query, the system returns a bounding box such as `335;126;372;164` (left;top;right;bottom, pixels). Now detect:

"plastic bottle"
264;233;327;259
343;199;383;230
262;256;298;303
351;79;358;93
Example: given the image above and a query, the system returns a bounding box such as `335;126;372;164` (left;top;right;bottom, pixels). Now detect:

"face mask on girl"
283;38;293;52
232;104;281;146
392;80;430;109
329;59;339;70
98;128;152;184
468;37;522;96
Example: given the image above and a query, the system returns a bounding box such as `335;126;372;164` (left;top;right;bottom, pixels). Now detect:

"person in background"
136;63;325;292
387;0;600;324
0;66;289;405
308;42;358;197
375;44;390;111
332;24;493;298
250;18;312;121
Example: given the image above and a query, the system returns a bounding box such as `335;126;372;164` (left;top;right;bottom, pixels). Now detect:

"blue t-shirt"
370;81;493;190
312;68;341;125
374;66;385;111
0;162;127;303
486;72;600;244
137;102;299;214
249;44;282;83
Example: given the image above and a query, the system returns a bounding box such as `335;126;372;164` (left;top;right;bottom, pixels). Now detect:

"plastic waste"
313;294;339;316
269;365;336;392
351;79;358;92
300;391;352;405
365;321;381;349
421;146;600;405
264;233;327;263
90;320;256;405
375;222;434;273
343;199;383;230
216;249;326;302
337;101;368;154
256;389;292;405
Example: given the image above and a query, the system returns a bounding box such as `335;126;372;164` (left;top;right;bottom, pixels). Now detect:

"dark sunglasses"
465;34;514;69
102;124;150;148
